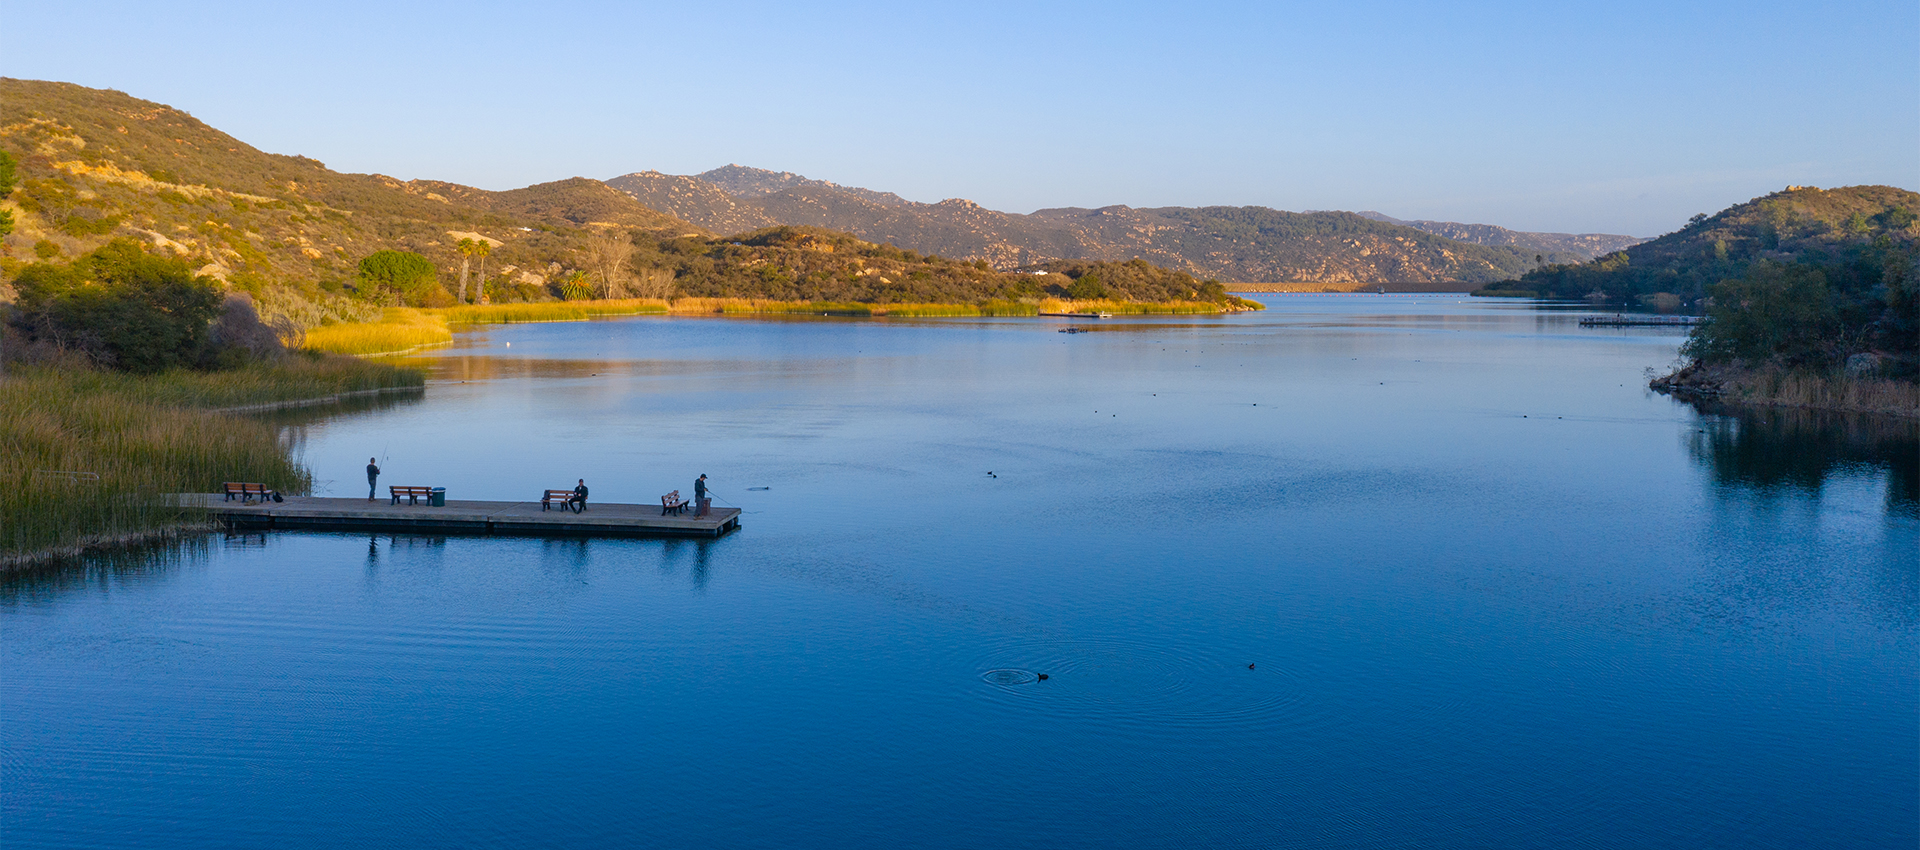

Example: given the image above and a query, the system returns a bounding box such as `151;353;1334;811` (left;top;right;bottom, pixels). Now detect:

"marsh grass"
1;357;424;564
438;300;670;324
1;371;313;563
301;308;452;356
55;354;426;409
1730;369;1920;417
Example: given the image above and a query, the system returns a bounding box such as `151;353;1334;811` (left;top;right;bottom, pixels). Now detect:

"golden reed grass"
1;357;425;564
1;371;310;563
300;308;452;356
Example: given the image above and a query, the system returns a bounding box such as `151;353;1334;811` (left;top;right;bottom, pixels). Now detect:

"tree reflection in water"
1685;400;1918;517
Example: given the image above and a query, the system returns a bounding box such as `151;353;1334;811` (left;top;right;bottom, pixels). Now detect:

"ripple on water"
967;635;1319;733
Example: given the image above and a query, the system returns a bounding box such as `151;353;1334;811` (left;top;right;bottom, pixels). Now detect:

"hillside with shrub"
0;79;706;334
640;226;1256;308
1;79;1249;326
1497;185;1920;414
609;165;1604;285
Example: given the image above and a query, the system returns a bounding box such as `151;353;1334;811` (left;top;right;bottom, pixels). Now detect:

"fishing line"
706;490;761;514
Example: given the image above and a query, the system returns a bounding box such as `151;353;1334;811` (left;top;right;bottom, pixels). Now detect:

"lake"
5;295;1915;848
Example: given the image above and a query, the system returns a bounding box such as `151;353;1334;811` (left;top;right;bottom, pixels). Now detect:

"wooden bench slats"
389;485;435;505
223;482;279;503
541;488;584;513
660;490;688;516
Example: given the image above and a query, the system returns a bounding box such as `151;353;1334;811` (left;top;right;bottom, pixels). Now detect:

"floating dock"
181;494;742;538
1578;315;1702;327
1039;311;1114;319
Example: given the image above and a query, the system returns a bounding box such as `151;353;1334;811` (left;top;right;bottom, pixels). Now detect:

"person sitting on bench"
571;479;589;512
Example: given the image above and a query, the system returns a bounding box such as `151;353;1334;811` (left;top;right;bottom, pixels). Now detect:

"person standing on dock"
366;457;381;501
694;474;710;517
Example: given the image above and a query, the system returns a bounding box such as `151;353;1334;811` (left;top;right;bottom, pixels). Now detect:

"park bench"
660;490;688;516
542;488;584;513
223;482;280;503
389;485;434;506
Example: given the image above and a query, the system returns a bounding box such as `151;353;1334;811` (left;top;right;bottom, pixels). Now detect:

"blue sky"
7;0;1915;235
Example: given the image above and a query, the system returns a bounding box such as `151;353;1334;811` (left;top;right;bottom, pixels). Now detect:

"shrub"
1066;272;1109;300
7;238;224;372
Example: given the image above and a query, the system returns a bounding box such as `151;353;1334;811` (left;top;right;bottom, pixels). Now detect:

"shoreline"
1651;362;1919;419
1;521;210;573
209;384;427;414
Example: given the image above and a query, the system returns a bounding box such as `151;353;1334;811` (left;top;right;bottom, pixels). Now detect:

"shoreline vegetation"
1468;186;1918;417
0;357;425;569
298;296;1257;356
1650;362;1919;419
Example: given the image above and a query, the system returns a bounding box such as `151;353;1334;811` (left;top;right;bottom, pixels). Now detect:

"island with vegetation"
1474;185;1918;416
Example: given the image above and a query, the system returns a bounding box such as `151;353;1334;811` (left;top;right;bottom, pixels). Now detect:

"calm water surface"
6;296;1915;848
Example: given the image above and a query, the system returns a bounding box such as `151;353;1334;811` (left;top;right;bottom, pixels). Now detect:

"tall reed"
437;299;670;325
1;372;312;563
300;308;452;356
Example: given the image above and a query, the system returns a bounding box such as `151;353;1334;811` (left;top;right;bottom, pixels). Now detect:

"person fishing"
571;478;589;512
694;473;710;517
366;457;381;501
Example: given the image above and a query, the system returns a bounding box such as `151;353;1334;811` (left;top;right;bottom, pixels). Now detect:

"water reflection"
1685;401;1920;515
245;386;428;429
0;537;205;606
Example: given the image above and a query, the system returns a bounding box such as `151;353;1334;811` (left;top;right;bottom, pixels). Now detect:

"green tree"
356;250;440;305
1683;262;1837;366
1066;272;1108;300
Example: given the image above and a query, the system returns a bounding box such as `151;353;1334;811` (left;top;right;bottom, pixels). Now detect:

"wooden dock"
1578;314;1702;327
181;494;742;538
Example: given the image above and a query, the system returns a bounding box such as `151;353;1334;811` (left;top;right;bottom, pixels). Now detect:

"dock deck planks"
180;494;741;538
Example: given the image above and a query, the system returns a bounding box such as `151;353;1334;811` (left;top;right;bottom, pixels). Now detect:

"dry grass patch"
301;308;452;356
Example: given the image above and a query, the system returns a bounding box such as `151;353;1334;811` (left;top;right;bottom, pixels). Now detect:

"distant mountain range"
1347;212;1643;260
608;166;1643;285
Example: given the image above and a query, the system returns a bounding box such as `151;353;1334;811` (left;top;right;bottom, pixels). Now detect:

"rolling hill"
0;80;1253;320
0;78;706;328
608;165;1634;285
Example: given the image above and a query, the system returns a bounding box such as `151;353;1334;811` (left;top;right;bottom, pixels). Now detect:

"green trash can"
429;487;446;507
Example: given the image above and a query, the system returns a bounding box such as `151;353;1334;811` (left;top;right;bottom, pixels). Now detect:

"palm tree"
472;240;494;304
456;238;478;303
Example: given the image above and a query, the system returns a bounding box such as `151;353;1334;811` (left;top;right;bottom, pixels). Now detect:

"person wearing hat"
694;474;710;517
366;457;381;501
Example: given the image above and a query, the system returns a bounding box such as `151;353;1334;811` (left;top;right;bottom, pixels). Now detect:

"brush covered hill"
640;225;1254;308
1482;185;1920;303
608;165;1605;286
1353;211;1642;262
0;79;1250;317
0;78;705;330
